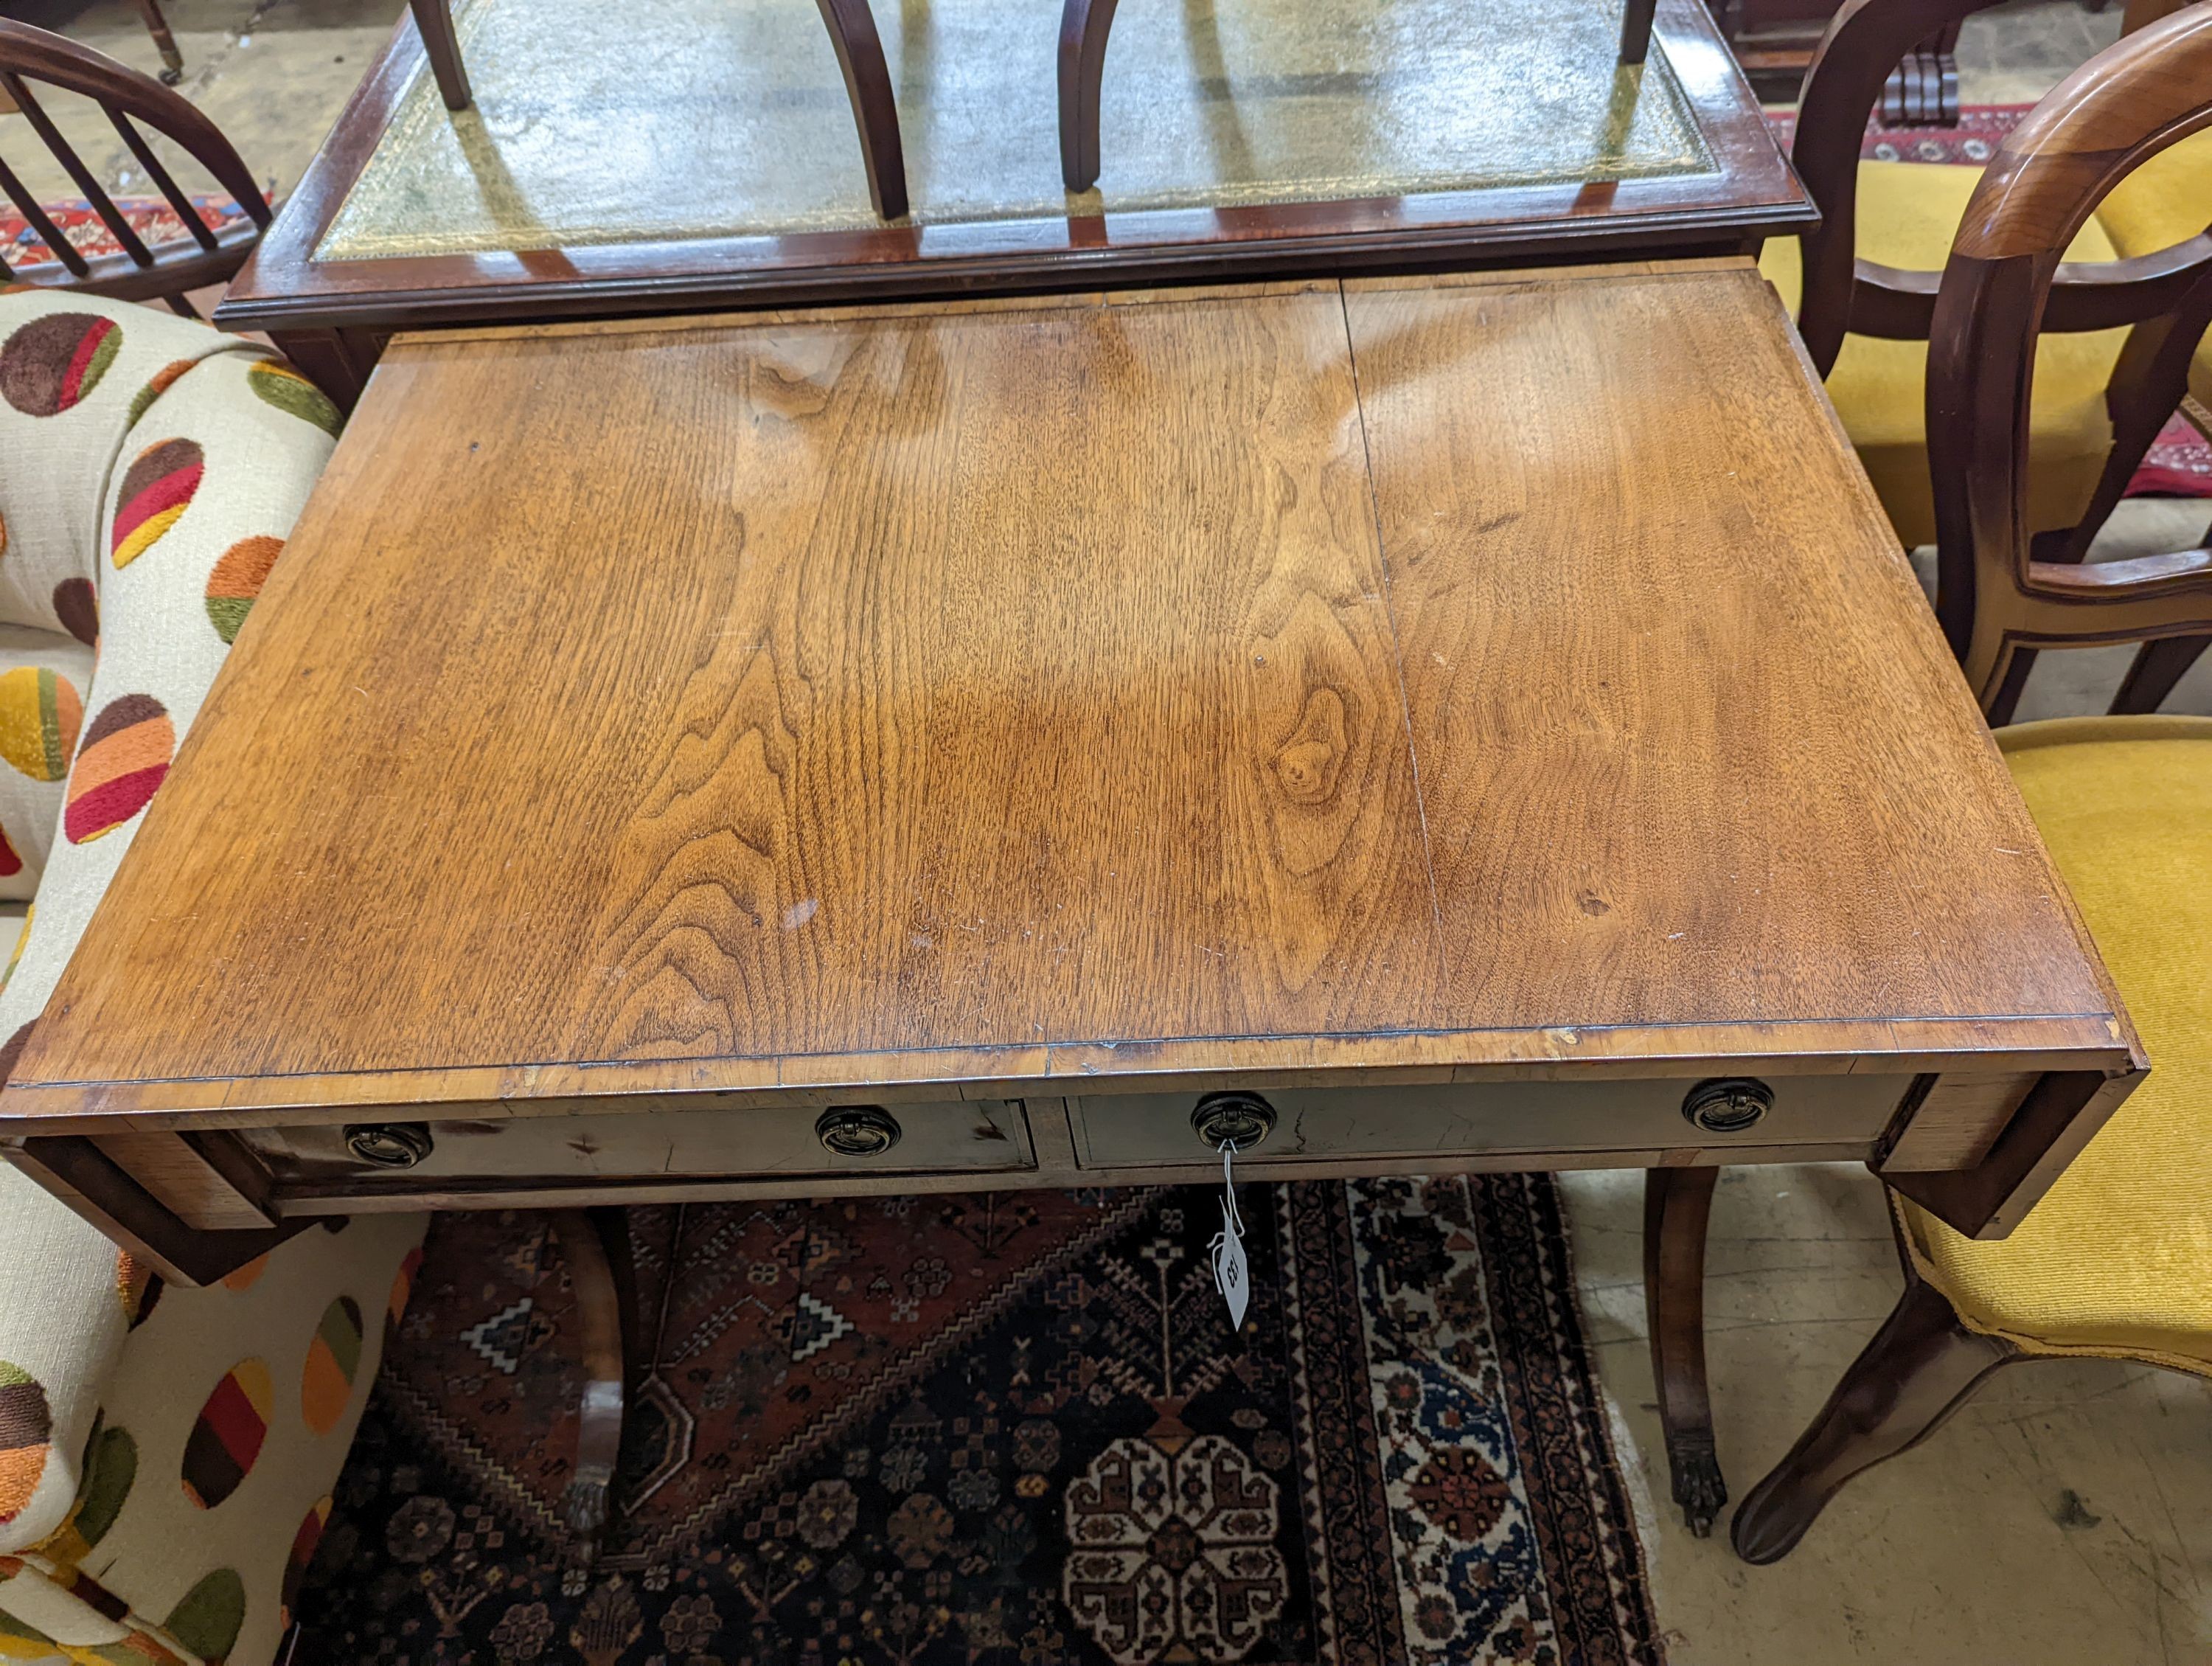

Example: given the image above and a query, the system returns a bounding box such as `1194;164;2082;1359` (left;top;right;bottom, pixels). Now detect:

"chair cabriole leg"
1731;1272;2016;1563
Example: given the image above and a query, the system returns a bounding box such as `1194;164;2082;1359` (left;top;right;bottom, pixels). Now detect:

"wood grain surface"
0;263;2132;1134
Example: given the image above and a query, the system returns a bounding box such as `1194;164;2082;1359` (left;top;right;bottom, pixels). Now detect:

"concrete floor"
8;0;2211;1659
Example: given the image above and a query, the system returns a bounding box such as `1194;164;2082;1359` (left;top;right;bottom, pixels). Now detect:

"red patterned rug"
300;1177;1661;1664
1763;103;2212;498
2;194;257;272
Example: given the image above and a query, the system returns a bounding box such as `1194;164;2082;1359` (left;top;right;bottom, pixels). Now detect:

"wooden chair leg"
1982;647;2035;727
409;0;472;111
1731;1273;2016;1564
1644;1165;1726;1535
1617;0;1658;66
1059;0;1121;192
552;1208;633;1555
2111;634;2210;714
814;0;909;220
130;0;184;85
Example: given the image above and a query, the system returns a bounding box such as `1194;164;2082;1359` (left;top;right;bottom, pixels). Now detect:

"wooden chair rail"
1845;235;2212;340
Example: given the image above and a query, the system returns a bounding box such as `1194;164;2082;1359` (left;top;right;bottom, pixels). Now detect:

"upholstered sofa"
0;288;425;1666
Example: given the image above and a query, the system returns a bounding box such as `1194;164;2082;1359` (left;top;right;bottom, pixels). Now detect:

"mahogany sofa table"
0;260;2139;1536
212;0;1814;410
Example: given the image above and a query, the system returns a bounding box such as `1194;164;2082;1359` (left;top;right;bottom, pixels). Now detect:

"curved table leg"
409;0;472;111
814;0;909;220
1058;0;1121;192
1644;1165;1725;1535
553;1209;630;1553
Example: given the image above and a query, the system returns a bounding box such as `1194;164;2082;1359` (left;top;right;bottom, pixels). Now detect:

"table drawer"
1068;1075;1912;1169
239;1097;1036;1184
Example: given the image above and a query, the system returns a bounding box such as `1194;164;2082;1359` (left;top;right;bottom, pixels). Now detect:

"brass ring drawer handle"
816;1105;902;1156
1191;1091;1276;1153
345;1122;435;1168
1681;1077;1773;1134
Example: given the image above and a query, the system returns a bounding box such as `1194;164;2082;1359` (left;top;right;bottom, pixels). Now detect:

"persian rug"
299;1176;1662;1665
1;194;256;270
1762;102;2212;499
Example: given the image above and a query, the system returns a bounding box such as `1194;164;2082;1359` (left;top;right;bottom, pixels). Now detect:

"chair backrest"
1925;4;2212;710
1789;0;2212;378
0;19;268;314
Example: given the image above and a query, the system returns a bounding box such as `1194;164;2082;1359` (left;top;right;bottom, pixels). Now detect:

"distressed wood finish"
0;265;2137;1283
215;0;1810;409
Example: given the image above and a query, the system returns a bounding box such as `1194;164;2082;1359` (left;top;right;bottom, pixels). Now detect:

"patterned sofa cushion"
0;288;425;1666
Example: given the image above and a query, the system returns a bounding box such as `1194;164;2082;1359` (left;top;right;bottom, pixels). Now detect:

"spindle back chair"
0;19;268;316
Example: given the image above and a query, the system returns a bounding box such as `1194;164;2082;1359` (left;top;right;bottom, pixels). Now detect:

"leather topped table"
2;257;2139;1284
213;0;1815;407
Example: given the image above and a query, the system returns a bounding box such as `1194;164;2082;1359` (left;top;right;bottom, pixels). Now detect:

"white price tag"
1208;1144;1251;1330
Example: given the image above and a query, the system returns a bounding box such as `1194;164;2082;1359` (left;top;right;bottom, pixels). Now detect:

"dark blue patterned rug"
299;1176;1660;1664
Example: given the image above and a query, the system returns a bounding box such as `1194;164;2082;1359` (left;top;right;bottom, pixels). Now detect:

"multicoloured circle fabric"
0;313;120;417
0;1364;50;1528
110;437;204;569
64;694;173;845
125;358;198;431
181;1358;271;1510
0;666;83;782
247;360;343;438
302;1298;364;1437
204;537;282;645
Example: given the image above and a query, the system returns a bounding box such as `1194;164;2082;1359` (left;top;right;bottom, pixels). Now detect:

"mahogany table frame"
215;0;1815;408
7;263;2141;1551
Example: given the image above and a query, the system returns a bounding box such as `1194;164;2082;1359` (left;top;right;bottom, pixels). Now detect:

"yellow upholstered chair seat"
1896;715;2212;1372
2096;125;2212;413
1761;160;2131;549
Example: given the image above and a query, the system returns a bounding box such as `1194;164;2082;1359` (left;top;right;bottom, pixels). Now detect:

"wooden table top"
3;260;2134;1134
214;0;1811;347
